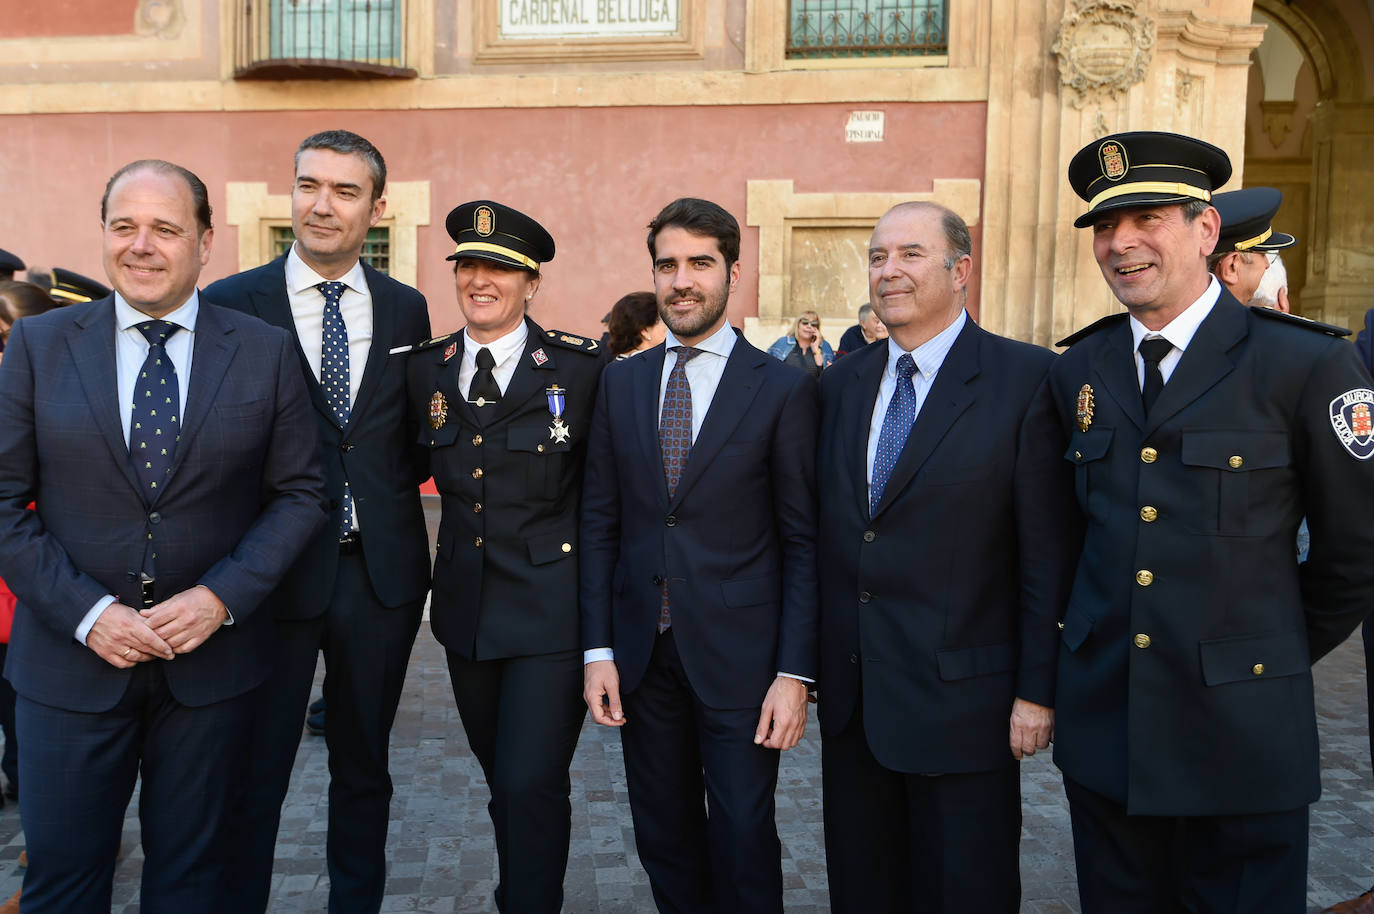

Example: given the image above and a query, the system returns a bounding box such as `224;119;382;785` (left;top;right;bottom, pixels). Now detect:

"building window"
270;225;392;275
234;0;415;79
786;0;947;59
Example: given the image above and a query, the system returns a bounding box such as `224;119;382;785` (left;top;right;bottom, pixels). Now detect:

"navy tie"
129;320;182;501
657;345;703;633
870;353;919;516
1139;337;1172;414
318;281;354;534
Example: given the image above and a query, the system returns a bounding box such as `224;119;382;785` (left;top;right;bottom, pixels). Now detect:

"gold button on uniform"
1140;506;1158;522
1074;450;1083;461
1136;569;1154;586
472;467;483;479
1134;633;1152;649
1229;455;1243;468
473;434;483;447
473;502;483;514
561;542;572;553
474;536;484;547
1140;447;1158;464
1252;663;1265;676
537;444;545;453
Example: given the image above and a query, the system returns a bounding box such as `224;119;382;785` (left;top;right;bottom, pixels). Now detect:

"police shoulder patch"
544;329;600;354
1056;313;1129;348
1251;307;1351;338
1330;388;1374;459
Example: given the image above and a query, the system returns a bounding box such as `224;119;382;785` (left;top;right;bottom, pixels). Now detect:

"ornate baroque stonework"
1052;0;1155;109
135;0;185;40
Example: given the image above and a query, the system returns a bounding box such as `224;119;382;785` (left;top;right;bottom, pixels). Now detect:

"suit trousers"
1064;776;1309;914
16;662;253;914
620;629;784;914
821;705;1021;914
223;550;423;914
445;646;586;914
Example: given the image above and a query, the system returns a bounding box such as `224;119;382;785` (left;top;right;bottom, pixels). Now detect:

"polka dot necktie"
657;345;703;633
870;353;919;517
1139;337;1172;414
129;320;181;501
318;281;354;534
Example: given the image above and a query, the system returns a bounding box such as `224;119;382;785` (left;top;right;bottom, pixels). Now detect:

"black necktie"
469;347;501;406
129;320;182;501
1139;337;1173;414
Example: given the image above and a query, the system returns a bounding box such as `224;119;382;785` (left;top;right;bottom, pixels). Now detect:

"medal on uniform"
429;390;449;429
546;384;571;444
1076;384;1094;432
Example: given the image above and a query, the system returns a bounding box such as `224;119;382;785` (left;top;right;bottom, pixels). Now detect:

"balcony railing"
787;0;947;59
234;0;416;79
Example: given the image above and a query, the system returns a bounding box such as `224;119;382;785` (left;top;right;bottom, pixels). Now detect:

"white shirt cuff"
584;648;614;665
778;671;815;684
76;595;117;645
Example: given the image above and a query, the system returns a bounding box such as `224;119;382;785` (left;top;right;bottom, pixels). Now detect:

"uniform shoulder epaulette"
543;329;600;354
1056;313;1129;348
399;332;461;355
1250;306;1351;338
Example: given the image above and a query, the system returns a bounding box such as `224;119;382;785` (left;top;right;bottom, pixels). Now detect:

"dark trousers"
1064;777;1309;914
821;706;1021;914
620;629;784;914
446;646;586;914
16;663;253;914
0;644;16;791
223;551;423;914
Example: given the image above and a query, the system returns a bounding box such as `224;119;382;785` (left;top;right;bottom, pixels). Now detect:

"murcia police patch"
1099;140;1128;181
1076;384;1095;432
1329;388;1374;459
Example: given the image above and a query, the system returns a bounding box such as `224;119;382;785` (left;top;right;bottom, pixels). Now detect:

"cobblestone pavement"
0;588;1368;912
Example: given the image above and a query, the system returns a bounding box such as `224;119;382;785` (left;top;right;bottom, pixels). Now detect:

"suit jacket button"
473;502;482;514
1134;633;1151;649
472;467;484;479
148;512;161;524
859;591;872;603
1140;447;1158;463
1135;569;1154;586
1229;455;1243;469
652;575;664;586
474;536;484;548
1252;663;1265;675
1140;506;1158;522
340;442;355;452
561;542;572;553
863;530;876;542
849;653;858;664
665;515;677;527
473;434;483;446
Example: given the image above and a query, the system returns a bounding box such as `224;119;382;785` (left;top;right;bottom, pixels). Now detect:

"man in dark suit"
0;159;325;913
407;199;603;913
581;197;819;914
816;201;1079;913
203;130;431;914
1047;131;1374;913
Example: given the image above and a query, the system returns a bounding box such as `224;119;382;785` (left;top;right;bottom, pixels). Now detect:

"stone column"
1301;101;1374;332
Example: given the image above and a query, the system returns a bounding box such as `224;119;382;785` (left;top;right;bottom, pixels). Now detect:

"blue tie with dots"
129;320;181;501
657;345;702;633
319;281;354;534
870;353;919;517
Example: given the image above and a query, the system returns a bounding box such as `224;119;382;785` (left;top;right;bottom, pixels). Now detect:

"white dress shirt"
1128;276;1221;388
458;320;529;401
865;310;967;500
285;243;373;407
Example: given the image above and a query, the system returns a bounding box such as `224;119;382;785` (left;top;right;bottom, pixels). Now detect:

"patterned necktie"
1139;337;1172;414
870;353;919;517
129;320;182;501
657;345;703;633
469;346;502;406
318;281;354;534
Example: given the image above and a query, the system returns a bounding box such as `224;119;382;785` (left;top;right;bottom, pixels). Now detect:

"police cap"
1212;187;1296;254
49;267;113;305
1068;131;1232;229
0;248;24;278
444;200;555;273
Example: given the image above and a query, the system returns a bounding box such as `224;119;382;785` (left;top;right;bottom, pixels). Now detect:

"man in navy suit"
816;201;1080;913
203;130;432;914
580;197;819;914
0;159;326;914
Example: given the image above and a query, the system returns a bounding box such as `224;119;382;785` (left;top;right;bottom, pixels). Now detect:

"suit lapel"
349;262;395;424
171;302;237;483
485;319;556;427
633;345;670;505
244;257;335;424
1144;291;1247;435
67;298;141;496
870;322;980;521
670;339;765;509
1091;318;1146;431
844;342;887;519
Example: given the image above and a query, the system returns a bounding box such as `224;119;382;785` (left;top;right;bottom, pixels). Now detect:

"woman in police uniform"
409;200;602;913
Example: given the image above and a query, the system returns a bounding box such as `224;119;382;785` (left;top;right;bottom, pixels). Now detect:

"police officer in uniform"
408;200;602;913
1046;131;1374;914
1209;186;1297;309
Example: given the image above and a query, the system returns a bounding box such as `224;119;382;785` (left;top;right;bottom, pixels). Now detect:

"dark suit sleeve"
1297;339;1374;661
1013;368;1083;706
0;320;112;633
768;371;821;680
196;327;327;618
401;291;433;486
578;371;620;652
1356;308;1374;378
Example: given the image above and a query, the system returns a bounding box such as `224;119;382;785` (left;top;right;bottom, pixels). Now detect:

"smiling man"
0;160;325;913
580;197;819;914
203;131;432;914
1045;131;1374;914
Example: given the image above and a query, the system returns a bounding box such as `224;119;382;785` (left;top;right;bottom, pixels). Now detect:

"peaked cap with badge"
48;267;113;305
1067;131;1231;228
445;200;555;273
1212;186;1296;254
